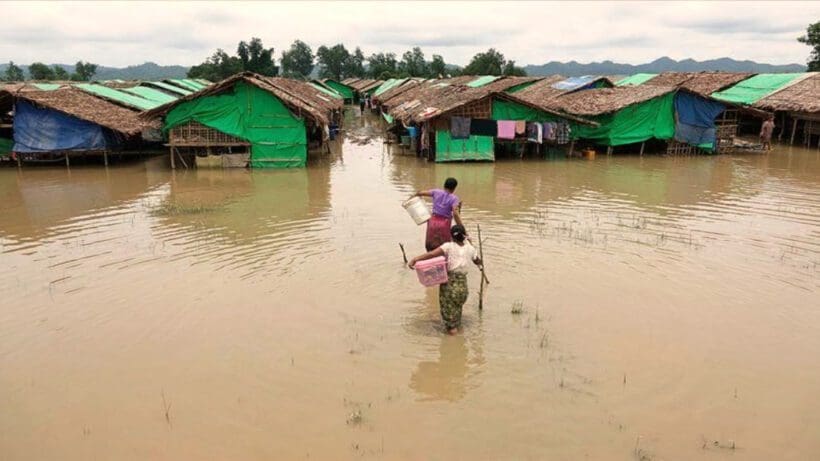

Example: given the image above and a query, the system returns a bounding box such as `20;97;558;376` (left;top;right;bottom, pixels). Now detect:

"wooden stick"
477;224;487;310
398;243;408;264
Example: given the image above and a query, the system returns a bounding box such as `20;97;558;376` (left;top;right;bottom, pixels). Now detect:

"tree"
462;48;506;75
280;39;314;79
71;61;98;81
316;44;351;80
237;37;278;76
502;60;527;77
28;62;55;80
367;52;397;79
188;49;243;81
53;65;69;80
798;21;820;71
4;61;24;81
345;47;366;78
429;54;447;78
398;47;428;77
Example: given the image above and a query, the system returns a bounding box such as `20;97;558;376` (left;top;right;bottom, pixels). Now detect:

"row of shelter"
2;70;818;169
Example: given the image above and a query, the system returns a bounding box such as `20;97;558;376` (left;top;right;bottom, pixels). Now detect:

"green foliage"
429;54;447;78
398;47;429;77
280;40;314;79
317;44;350;80
347;47;366;78
4;61;24;81
70;61;97;81
28;62;55;80
237;37;278;76
53;65;69;80
188;49;242;81
367;52;397;79
798;21;820;71
462;48;526;76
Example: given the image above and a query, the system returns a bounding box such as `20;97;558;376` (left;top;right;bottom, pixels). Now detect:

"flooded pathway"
1;114;819;460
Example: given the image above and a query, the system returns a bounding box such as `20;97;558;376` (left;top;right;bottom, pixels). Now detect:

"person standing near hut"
408;225;482;335
760;116;775;151
412;177;464;251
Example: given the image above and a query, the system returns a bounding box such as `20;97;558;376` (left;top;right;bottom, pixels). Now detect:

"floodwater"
1;113;819;460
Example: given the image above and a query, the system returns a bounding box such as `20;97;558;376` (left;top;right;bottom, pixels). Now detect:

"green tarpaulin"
491;99;566;122
572;92;675;146
711;73;805;105
168;79;204;92
310;82;343;99
33;83;61;91
147;81;192;96
435;130;494;162
467;76;501;88
322;80;354;100
74;83;160;110
0;137;13;155
374;78;407;97
122;86;178;104
382;112;394;124
505;81;538;93
616;73;657;86
164;82;307;168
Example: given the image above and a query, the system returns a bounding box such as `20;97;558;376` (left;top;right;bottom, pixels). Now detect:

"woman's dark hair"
450;224;467;243
444;177;458;191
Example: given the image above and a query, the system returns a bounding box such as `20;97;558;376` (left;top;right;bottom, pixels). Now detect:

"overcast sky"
2;1;818;68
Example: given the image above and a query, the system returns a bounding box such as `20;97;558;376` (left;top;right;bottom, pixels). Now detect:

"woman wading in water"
409;225;483;335
413;177;464;251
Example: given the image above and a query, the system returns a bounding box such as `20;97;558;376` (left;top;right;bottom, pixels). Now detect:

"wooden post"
477;224;486;310
170;148;175;169
103;150;109;167
568;140;575;158
16;153;21;168
778;112;786;141
606;146;613;156
790;118;798;145
639;142;645;156
65;153;70;168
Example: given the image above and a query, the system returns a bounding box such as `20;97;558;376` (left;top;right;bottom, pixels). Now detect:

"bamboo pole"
399;243;408;264
477;224;488;310
639;142;645;156
790;118;798;145
170;148;175;169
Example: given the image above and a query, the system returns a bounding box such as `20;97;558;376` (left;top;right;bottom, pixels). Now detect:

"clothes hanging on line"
450;116;471;139
515;120;526;135
497;120;516;140
470;118;497;137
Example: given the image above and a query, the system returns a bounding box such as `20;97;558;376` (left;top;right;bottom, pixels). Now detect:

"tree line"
187;37;527;82
2;61;98;82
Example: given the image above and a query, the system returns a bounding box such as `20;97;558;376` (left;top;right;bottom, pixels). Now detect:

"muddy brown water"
1;114;819;460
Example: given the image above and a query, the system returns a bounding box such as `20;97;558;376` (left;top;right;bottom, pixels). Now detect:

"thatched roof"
506;75;567;106
645;72;753;96
3;87;153;135
348;78;383;92
546;85;677;116
341;77;360;85
753;73;820;113
385;82;594;126
141;72;342;126
480;76;543;92
375;79;425;104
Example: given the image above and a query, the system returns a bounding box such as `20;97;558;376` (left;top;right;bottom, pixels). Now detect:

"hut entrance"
167;121;251;168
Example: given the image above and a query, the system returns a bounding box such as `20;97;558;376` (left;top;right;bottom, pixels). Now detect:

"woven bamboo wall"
169;121;250;146
446;97;491;119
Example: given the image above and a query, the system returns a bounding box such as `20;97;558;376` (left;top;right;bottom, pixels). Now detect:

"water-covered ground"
1;114;819;460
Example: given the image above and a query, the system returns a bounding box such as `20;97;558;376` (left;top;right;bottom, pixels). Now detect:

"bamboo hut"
385;83;594;162
319;78;355;103
0;86;156;165
141;72;343;169
753;73;820;147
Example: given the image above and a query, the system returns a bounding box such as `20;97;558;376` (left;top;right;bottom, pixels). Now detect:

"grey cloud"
667;17;805;35
361;26;520;48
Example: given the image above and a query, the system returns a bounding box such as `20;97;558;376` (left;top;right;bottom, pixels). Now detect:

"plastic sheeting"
467;76;502;88
164;81;307;168
309;82;343;99
374;78;408;97
147;81;192;96
0;137;13;155
122;86;178;105
571;92;675;146
434;130;494;162
711;73;805;105
491;99;566;122
322;80;354;100
552;76;598;91
674;92;725;128
674;122;717;151
616;73;657;86
74;83;159;110
13;100;115;153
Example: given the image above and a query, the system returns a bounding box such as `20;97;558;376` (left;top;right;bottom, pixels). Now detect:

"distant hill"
524;57;807;77
0;62;189;80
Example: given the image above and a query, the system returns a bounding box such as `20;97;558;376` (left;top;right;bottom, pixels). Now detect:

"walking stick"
477;224;488;309
399;242;408;264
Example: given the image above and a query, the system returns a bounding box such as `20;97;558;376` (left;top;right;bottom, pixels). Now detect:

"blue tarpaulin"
13;100;116;153
552;76;597;91
674;92;725;128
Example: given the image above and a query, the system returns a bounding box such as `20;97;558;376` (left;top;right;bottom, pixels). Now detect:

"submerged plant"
151;202;222;216
510;300;525;315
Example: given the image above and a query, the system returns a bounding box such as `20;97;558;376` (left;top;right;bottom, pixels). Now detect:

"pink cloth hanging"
497;120;516;140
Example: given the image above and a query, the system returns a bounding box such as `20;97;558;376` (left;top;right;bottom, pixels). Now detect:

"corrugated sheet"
121;86;178;104
616;73;657;86
712;73;807;105
466;76;502;88
74;83;160;110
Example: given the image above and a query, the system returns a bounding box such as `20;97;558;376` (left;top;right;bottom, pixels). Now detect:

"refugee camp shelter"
0;87;154;165
616;73;658;86
384;83;595;162
752;73;820;147
343;78;384;98
141;72;344;169
319;79;355;102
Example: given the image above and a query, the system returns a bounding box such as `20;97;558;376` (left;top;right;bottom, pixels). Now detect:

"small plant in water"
152;202;222;216
510;300;525;315
346;409;363;426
